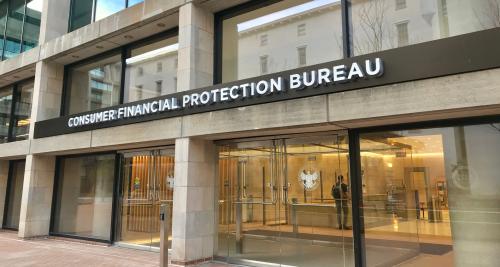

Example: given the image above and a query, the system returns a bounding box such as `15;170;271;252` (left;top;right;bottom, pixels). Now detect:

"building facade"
0;0;500;266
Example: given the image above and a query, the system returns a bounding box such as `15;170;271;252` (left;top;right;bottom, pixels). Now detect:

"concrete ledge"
90;117;182;149
0;140;30;159
30;131;92;155
329;68;500;124
40;0;183;64
181;95;331;137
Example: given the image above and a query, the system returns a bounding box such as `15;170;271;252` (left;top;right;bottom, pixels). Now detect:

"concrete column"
176;1;214;92
18;155;55;238
171;3;216;264
17;50;63;238
0;160;9;227
39;0;71;44
28;61;64;138
171;138;217;265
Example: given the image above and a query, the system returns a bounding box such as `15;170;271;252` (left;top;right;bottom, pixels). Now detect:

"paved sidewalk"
0;230;231;267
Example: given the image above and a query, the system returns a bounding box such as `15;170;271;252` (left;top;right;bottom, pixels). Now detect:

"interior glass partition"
359;122;500;266
217;134;354;267
117;148;174;250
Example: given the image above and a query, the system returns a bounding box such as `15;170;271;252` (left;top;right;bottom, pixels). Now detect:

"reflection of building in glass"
235;0;343;80
0;90;12;142
88;66;121;111
125;44;179;102
351;0;500;55
0;0;41;60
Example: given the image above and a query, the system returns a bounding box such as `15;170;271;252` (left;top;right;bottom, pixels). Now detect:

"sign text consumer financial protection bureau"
67;58;384;128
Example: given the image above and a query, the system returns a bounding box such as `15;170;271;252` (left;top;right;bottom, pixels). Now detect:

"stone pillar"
171;138;217;265
176;1;214;92
170;2;216;264
0;160;9;227
18;40;64;238
28;61;64;138
18;155;55;238
39;0;71;44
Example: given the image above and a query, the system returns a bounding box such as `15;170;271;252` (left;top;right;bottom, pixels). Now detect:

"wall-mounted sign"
67;58;383;128
35;57;387;138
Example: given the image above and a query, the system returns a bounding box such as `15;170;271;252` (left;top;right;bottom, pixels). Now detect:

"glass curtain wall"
358;123;500;267
218;134;354;267
52;154;116;240
69;0;144;32
0;0;41;60
124;36;179;102
220;0;344;83
66;53;122;115
3;160;25;229
350;0;500;55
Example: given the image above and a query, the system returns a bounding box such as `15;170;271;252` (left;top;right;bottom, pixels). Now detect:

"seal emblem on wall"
299;169;320;191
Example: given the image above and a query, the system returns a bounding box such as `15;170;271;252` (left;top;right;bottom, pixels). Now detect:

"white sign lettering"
67;58;384;128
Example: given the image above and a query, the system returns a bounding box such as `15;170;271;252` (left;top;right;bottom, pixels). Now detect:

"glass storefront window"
3;160;25;229
95;0;126;21
359;123;500;266
66;54;122;115
0;87;13;143
218;135;354;267
124;37;179;103
221;0;344;83
351;0;500;55
12;82;33;141
52;154;116;241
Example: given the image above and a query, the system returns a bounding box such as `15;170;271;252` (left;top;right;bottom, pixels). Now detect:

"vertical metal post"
349;131;366;267
160;204;169;267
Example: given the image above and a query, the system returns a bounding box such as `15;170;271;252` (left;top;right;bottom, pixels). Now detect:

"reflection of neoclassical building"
236;0;343;80
125;46;178;102
351;0;500;55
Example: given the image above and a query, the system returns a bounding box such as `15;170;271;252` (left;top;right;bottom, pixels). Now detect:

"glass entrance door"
217;134;354;267
117;148;174;250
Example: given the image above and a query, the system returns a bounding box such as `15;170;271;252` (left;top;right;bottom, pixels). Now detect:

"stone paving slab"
0;230;234;267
